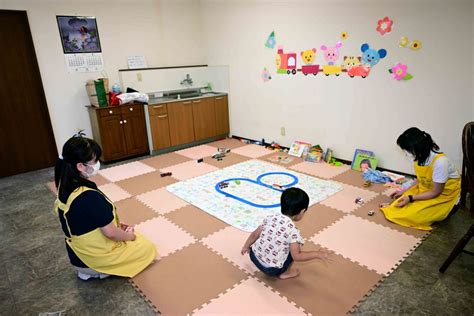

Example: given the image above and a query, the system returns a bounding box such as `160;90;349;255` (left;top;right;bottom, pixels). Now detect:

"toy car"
212;152;226;159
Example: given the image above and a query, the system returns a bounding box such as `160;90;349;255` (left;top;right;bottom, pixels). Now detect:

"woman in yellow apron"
54;135;156;280
381;128;461;231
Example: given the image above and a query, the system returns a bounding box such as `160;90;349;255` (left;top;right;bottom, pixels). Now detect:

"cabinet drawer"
148;104;168;116
98;107;121;117
121;103;143;115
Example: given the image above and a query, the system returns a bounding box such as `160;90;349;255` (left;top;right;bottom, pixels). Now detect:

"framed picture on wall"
56;16;102;54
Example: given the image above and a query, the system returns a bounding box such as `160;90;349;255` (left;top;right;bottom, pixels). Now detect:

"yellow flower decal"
340;32;348;40
399;36;409;47
410;40;422;51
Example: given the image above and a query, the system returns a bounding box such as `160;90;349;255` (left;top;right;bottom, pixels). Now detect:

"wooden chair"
460;122;474;214
439;224;473;273
439;122;474;273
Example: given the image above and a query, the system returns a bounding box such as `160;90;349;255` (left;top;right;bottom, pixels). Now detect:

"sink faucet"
180;74;193;87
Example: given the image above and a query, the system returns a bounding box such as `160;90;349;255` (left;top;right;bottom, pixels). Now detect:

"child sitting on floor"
241;187;330;280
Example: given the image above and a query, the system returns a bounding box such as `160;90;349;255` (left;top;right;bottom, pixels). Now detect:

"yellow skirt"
380;178;460;231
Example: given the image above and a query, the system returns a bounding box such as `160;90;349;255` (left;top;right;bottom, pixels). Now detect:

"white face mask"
82;161;100;178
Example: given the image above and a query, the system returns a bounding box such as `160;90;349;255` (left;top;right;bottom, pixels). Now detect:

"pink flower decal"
376;16;393;36
391;63;407;80
389;63;413;81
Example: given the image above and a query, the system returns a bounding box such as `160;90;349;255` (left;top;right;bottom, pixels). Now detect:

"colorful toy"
368;210;375;216
212;152;226;159
355;197;365;205
361;43;387;67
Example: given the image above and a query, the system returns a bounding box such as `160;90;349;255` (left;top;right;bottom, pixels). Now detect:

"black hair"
281;187;309;217
396;127;440;165
359;159;372;169
54;136;102;203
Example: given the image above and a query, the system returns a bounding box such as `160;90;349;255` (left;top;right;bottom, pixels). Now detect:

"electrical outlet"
137;73;142;82
280;127;286;136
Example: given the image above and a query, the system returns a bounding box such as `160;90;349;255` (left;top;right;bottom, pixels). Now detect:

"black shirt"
58;190;114;267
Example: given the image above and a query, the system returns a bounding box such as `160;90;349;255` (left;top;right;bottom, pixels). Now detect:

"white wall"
0;0;205;152
201;0;473;174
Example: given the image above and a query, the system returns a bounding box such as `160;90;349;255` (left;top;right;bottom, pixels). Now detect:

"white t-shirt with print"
420;151;459;183
251;213;304;268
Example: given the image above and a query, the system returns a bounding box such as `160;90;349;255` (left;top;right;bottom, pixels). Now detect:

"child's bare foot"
278;268;300;280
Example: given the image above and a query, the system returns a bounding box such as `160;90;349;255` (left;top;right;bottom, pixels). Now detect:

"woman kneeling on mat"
54;135;156;280
380;127;461;231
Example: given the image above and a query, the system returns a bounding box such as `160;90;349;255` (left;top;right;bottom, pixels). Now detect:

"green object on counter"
207;82;213;91
94;79;108;107
235;180;241;185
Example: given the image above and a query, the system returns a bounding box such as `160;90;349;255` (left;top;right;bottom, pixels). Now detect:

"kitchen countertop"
147;92;227;105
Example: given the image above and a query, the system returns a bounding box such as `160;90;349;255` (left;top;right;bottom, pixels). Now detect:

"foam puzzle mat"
46;139;431;315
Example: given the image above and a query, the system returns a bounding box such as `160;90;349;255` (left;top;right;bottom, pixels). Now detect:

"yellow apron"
55;186;156;277
381;154;461;230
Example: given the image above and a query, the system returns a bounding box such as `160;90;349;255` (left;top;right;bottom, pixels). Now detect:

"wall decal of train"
275;43;387;78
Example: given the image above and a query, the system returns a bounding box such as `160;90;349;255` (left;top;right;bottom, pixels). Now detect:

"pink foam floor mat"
44;141;434;315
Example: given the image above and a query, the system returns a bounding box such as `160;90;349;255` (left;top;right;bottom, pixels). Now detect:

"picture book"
288;141;311;157
353;153;378;171
351;149;375;170
324;148;333;163
305;145;324;163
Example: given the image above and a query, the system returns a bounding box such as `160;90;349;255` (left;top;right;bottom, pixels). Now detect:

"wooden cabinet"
88;103;148;162
168;100;195;146
214;95;229;136
148;95;229;151
148;104;171;150
192;98;216;141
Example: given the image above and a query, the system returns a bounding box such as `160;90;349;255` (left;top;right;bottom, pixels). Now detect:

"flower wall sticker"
399;36;409;47
389;62;413;81
410;40;422;51
265;31;276;49
340;31;348;40
376;16;393;36
262;67;272;82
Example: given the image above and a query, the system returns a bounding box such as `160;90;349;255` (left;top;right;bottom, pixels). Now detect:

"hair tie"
74;129;86;137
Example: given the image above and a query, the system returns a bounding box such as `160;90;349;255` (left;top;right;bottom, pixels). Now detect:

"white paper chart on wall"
65;53;104;73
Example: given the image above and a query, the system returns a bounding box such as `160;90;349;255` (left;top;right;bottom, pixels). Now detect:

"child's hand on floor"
316;248;332;261
241;246;250;255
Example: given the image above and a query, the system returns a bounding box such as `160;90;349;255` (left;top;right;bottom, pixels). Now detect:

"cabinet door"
150;113;171;150
122;107;149;155
98;114;127;161
168;101;195;146
215;96;229;136
192;98;216;141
